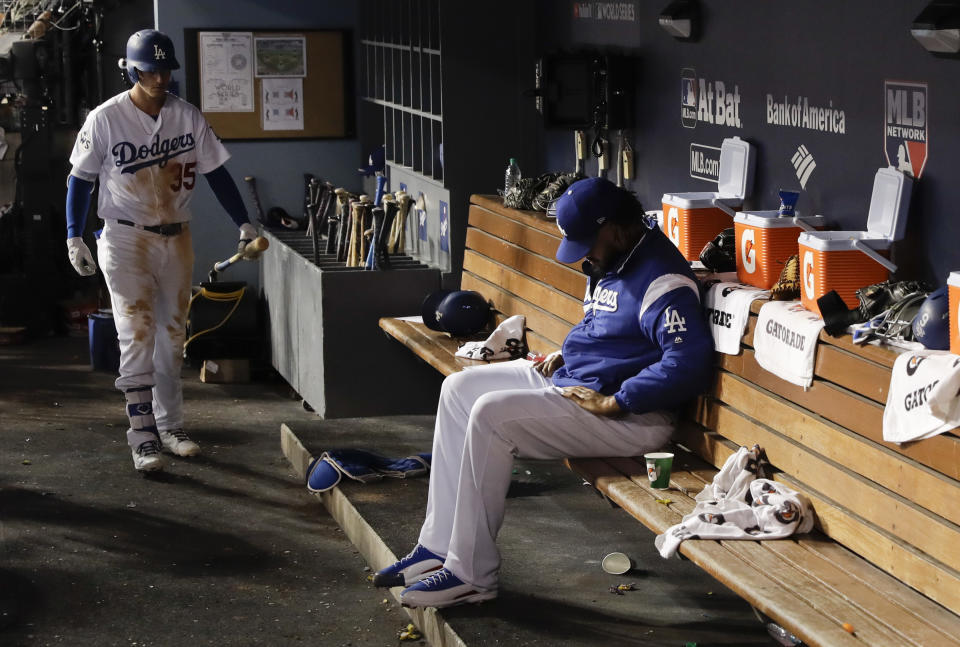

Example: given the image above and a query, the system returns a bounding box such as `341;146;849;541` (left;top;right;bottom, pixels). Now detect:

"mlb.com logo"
884;80;928;179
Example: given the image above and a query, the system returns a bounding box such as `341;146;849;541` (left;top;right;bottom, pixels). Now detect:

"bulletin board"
183;28;354;141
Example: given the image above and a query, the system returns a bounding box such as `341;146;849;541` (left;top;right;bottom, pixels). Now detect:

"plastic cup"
601;552;634;575
644;452;674;489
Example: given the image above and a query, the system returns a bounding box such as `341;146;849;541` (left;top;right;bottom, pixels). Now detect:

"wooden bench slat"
711;371;960;532
469;195;560;236
462;272;570;350
465;228;586;298
719;350;960;481
696;393;960;573
466;206;576;268
765;540;960;646
793;538;960;643
463;250;584;325
567;456;867;647
378;319;478;376
674;423;960;616
604;454;957;645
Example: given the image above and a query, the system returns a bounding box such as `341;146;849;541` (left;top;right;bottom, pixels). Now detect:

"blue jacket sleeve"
613;288;714;414
203;165;249;228
66;175;95;238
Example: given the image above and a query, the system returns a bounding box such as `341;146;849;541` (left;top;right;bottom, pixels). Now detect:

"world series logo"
884;80;928;179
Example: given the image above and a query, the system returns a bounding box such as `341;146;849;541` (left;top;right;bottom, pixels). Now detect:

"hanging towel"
753;301;824;388
455;314;527;361
883;350;960;443
655;445;814;559
703;282;770;355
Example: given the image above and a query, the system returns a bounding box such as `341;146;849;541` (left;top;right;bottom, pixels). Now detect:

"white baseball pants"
97;221;193;447
417;362;675;591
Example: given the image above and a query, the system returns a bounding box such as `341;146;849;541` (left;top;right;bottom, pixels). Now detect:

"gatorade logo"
741;229;756;274
667;207;680;246
802;251;815;300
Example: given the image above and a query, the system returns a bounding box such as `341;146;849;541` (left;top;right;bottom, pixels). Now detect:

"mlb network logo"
884;81;928;179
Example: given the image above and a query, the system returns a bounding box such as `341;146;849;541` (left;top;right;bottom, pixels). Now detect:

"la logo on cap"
154;44;166;59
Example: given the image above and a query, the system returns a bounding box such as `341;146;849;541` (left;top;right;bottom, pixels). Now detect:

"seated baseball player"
374;177;714;608
63;30;257;473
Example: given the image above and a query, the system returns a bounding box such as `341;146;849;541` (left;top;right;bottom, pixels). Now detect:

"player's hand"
560;386;624;417
534;351;565;378
238;223;258;257
66;237;96;276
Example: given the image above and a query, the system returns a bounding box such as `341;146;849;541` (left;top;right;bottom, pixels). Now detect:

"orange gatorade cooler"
949;272;960;355
797;167;912;315
662;136;755;261
734;211;826;289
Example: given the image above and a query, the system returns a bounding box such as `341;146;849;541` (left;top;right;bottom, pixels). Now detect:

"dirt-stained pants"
97;220;193;448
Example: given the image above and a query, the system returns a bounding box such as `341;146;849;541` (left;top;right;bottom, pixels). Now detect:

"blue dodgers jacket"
552;226;714;414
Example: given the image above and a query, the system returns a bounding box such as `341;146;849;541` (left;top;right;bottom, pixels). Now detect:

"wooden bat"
214;236;270;273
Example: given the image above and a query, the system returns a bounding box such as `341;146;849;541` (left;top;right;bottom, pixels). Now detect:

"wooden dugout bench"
379;194;960;647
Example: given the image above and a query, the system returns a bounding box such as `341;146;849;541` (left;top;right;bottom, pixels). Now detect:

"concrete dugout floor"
0;336;410;647
2;336;776;646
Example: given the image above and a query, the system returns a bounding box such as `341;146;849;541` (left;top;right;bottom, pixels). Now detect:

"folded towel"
455;314;527;361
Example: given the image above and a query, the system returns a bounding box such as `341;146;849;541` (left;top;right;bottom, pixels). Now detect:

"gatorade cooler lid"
661;191;743;210
735;210;826;229
948;271;960;288
717;136;754;199
797;230;892;252
865;166;912;241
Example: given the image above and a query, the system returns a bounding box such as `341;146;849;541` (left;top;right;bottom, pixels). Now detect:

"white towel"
455;314;526;361
883;350;960;443
753;301;824;388
655;445;814;559
703;282;770;355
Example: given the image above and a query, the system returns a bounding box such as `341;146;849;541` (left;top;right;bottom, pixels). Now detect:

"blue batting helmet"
121;29;180;85
421;290;491;337
912;286;950;350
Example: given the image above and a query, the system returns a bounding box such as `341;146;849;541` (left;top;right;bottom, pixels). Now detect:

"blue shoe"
399;568;497;608
372;544;445;588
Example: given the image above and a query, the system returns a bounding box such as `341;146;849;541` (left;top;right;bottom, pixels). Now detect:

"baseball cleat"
399;568;497;608
373;544;445;588
159;429;201;457
132;439;166;472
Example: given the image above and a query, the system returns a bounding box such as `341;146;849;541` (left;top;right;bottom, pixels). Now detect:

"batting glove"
66;237;96;276
238;223;257;256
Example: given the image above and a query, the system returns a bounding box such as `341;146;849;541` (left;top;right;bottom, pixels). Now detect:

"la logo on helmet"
154;44;166;60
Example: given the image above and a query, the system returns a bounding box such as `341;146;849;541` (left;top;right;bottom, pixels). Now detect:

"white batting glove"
238;223;257;255
66;237;96;276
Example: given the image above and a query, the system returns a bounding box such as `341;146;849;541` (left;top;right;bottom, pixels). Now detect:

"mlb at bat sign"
885;81;928;180
680;68;743;130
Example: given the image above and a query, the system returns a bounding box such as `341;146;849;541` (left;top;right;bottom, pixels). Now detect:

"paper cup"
644;452;674;489
601;552;634;575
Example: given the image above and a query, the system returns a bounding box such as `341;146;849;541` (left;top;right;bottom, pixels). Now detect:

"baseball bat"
243;176;266;224
214;236;270;273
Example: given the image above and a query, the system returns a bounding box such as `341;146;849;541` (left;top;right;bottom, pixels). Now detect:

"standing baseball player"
64;29;257;473
372;178;714;608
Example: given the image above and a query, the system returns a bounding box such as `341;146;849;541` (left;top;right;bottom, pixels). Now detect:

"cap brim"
556;237;593;264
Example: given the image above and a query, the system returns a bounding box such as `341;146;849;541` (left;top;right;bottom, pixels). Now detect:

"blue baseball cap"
358;145;386;177
554;178;623;263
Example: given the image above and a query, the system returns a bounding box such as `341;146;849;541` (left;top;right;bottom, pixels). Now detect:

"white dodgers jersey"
69;92;230;226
